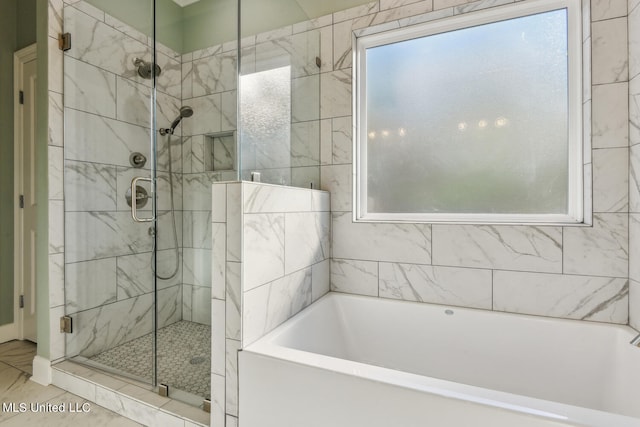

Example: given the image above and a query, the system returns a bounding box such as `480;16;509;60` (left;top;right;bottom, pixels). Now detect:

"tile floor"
0;340;142;426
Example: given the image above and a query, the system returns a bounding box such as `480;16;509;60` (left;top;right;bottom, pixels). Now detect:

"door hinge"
60;316;73;333
58;33;71;51
19;295;24;308
19;91;24;105
19;195;24;209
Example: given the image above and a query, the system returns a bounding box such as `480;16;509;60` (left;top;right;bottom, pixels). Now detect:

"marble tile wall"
62;1;184;358
210;182;330;426
318;0;631;325
629;0;640;331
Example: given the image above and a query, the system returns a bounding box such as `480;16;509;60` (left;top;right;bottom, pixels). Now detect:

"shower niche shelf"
205;131;236;172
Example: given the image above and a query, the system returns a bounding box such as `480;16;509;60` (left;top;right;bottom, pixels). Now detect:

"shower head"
160;106;194;135
133;57;161;79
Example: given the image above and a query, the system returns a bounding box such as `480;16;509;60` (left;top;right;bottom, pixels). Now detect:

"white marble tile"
379;263;492;309
49;200;64;254
65;160;117;211
591;82;629;148
64;211;152;263
211;223;226;295
331;259;378;296
312;190;331;212
183;247;212;287
182;61;193;100
293;14;333;33
221;90;237;131
320;164;352;212
285;212;330;274
66;258;117;312
583;37;592;102
591;17;629;84
564;213;628;277
334;1;379;23
243;182;312;213
116;77;152;128
312;259;331;301
332;116;353;164
49;0;63;37
291;29;322;78
333;212;432;263
184;211;213;250
630;279;640;331
630;214;640;282
51;370;97;402
226;339;240;416
432;224;562;273
71;1;104;21
49;253;65;308
591;0;627;21
210;374;225;427
48;146;64;200
189;285;211;325
632;145;640;212
211;299;226;377
292;75;320;123
183;172;215;211
48;36;63;94
494;271;628;323
48;92;64;147
49;305;66;362
156;285;182;328
631;75;640;146
454;0;513;14
193;52;237;97
116;253;153;299
291;121;321;167
226;262;241;339
226;415;239;427
320;69;352;119
592;148;628;212
104;13;148;45
182;94;222;135
226;183;242;262
95;387;183;427
64;108;151;167
243;213;285;290
156;52;182;99
64;56;116;118
630;4;640;79
320;119;333;165
584;163;593;225
243;268;312;345
66;294;153;357
398;5;454;27
292;166;321;189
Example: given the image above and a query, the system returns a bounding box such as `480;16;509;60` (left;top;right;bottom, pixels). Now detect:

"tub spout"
631;333;640;347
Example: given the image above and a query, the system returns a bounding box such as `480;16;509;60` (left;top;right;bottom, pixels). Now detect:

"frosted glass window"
355;1;582;223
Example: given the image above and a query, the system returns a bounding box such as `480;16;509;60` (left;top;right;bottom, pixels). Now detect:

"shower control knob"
129;152;147;168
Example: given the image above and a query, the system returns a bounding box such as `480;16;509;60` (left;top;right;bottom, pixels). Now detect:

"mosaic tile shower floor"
91;321;211;399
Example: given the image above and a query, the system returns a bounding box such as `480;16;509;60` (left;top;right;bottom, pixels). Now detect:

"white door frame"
0;44;38;344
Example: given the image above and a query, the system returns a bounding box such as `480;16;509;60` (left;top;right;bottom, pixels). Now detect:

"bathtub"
239;293;640;427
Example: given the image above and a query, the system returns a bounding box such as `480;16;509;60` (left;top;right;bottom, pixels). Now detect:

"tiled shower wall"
211;182;330;427
630;0;640;331
62;1;184;358
321;0;631;325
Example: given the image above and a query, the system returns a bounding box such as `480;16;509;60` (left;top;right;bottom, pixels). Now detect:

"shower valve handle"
130;176;154;223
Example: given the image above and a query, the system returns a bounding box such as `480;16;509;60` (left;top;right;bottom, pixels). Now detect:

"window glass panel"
364;9;569;215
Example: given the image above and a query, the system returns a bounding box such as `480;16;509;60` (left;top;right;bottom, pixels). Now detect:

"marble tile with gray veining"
48;92;64;146
182;172;215;210
48;146;64;200
590;0;628;21
156;52;182;99
631;145;640;212
631;75;640;146
312;259;331;301
291;121;321;167
65;211;152;263
592;147;628;213
591;82;629;148
64;56;116;118
226;339;241;416
211;299;226;377
157;285;182;328
331;258;379;296
332;116;353;164
116;77;152;128
320;69;352;119
182;94;222;136
564;213;628;277
188;285;211;325
66;258;117;312
64;108;151;167
243;213;285;290
226;262;242;339
243;268;313;345
291;29;321;78
95;387;184;427
221;90;238;131
64;5;150;81
49;253;65;308
291;166;320;190
432;224;562;273
494;271;628;323
334;1;379;23
332;212;431;263
285;212;330;274
182;247;213;287
66;294;154;358
104;12;148;45
630;4;640;79
193;52;237;97
453;0;512;15
379;263;492;309
630;214;640;282
591;17;629;84
630;279;640;331
65;160;117;212
292;75;320;123
320;164;352;212
243;182;312;213
49;201;65;255
226;183;243;262
116;252;154;299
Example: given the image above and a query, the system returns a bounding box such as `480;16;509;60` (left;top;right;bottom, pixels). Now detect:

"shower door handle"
130;176;154;223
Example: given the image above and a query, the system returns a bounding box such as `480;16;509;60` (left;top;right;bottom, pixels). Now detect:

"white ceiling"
172;0;200;7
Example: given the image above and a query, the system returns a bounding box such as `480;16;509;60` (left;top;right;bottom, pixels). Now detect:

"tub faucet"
631;333;640;347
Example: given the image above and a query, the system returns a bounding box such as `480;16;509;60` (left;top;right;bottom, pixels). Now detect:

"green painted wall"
36;0;49;358
17;0;37;49
0;0;18;327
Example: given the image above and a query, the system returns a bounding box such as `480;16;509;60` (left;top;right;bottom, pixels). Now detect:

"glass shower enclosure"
62;0;238;407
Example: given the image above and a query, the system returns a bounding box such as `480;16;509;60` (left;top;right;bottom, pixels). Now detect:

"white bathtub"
239;293;640;427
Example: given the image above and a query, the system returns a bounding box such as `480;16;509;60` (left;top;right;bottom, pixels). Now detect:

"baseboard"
30;355;52;385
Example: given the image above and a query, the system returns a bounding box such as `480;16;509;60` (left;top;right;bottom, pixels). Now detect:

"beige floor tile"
0;341;36;375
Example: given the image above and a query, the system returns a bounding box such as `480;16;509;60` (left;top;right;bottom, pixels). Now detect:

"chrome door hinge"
58;33;71;51
60;316;73;333
19;295;24;308
19;195;24;209
19;91;24;105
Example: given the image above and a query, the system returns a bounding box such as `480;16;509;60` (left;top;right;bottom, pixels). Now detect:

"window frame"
354;0;583;225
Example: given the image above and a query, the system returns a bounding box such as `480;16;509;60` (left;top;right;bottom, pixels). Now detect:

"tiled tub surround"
318;0;632;326
629;0;640;330
240;293;640;427
210;182;330;427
